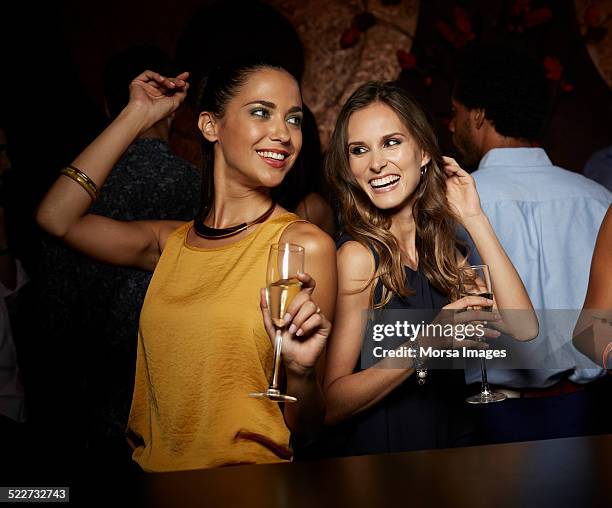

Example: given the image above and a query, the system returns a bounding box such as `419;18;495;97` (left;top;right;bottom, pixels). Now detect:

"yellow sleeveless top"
127;213;303;472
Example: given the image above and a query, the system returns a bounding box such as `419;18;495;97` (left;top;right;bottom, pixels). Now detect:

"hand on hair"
442;156;484;223
260;272;331;377
126;70;190;131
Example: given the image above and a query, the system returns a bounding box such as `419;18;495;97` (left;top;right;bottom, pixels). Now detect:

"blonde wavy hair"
325;81;465;307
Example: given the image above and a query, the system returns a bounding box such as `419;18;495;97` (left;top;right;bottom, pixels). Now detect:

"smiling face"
201;68;303;190
346;102;430;211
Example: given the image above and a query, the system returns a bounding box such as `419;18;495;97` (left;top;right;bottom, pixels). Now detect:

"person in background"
273;105;336;236
36;59;336;472
449;43;612;444
322;81;536;457
0;126;27;467
36;45;201;469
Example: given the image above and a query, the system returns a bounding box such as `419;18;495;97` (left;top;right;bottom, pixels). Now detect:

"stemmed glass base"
248;389;297;403
251;244;304;404
460;264;507;406
466;388;507;404
249;328;298;403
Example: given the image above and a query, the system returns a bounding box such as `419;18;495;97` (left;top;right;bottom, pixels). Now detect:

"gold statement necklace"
193;202;276;239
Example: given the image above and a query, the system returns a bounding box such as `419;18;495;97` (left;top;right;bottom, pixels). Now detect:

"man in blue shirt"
449;44;612;444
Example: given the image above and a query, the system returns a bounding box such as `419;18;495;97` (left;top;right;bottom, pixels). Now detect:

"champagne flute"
249;243;304;403
460;264;506;404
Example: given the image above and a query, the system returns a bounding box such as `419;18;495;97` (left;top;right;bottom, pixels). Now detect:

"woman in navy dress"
322;81;538;456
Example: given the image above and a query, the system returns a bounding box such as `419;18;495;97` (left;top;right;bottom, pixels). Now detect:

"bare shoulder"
280;220;335;258
337;240;376;287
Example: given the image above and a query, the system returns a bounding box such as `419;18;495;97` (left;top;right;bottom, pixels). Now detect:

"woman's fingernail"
289;324;297;335
283;313;292;324
296;328;303;336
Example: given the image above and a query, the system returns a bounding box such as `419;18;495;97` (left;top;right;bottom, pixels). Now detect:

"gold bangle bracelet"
60;168;98;201
60;165;99;201
67;165;99;200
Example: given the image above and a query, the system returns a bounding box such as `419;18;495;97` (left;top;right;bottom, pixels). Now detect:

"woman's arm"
324;241;498;425
573;206;612;366
36;71;189;271
444;156;538;341
581;206;612;312
324;241;417;425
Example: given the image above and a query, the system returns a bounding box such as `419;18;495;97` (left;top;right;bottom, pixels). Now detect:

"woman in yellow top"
36;60;337;472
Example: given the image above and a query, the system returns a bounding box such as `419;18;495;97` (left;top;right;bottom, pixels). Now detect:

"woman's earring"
421;164;428;177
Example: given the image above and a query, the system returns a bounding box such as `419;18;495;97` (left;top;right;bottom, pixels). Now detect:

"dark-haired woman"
36;63;336;472
323;82;537;455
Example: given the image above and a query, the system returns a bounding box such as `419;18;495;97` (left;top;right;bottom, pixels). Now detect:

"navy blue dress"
318;235;474;457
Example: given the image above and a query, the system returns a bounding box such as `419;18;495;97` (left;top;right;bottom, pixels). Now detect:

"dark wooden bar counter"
138;434;612;508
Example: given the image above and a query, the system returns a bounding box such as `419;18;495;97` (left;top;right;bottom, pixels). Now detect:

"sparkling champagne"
268;278;302;327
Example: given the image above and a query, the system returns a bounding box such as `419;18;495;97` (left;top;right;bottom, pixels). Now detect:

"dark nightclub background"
0;0;611;492
2;0;612;272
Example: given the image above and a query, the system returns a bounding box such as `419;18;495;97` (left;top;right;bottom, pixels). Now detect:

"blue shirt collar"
477;147;553;171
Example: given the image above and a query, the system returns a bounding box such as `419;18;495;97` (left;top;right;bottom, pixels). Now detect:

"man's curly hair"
453;44;550;141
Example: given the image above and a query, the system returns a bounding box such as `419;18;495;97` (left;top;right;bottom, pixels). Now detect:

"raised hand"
260;272;330;377
127;70;190;131
443;156;483;223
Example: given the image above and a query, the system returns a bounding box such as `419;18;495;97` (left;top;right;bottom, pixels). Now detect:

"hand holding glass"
249;243;304;403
